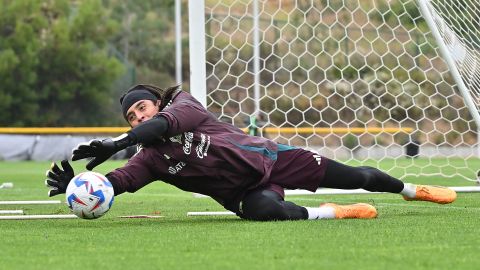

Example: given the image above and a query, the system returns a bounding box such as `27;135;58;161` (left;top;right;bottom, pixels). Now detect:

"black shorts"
262;148;329;199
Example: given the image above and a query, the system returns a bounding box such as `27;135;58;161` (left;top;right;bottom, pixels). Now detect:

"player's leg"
321;159;404;192
240;187;377;221
270;147;456;205
240;188;307;221
322;159;456;204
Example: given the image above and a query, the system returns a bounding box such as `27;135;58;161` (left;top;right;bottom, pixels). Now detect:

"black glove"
45;160;74;197
71;139;120;170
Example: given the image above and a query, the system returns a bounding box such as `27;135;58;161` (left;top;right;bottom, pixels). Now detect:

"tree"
0;0;124;126
104;0;179;84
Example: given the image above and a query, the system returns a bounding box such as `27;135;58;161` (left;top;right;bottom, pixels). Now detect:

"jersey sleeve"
157;93;210;137
105;150;157;195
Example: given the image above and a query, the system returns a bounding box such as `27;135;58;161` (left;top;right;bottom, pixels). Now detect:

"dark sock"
321;160;404;193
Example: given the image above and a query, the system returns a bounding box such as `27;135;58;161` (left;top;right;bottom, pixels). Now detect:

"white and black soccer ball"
65;171;114;219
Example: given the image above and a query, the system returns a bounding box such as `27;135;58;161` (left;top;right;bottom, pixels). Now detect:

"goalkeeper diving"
45;84;457;221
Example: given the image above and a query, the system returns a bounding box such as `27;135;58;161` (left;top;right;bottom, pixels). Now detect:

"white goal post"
188;0;480;190
417;0;480;153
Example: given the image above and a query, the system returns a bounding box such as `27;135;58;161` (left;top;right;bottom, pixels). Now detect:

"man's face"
126;99;161;127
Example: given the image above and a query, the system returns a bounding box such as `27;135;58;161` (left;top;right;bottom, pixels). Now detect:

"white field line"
0;210;23;214
0;214;77;220
117;215;164;218
0;200;62;205
292;197;393;202
187;211;235;216
0;182;13;189
187;202;479;216
374;202;480;211
285;186;480;195
195;186;480;199
291;197;480;211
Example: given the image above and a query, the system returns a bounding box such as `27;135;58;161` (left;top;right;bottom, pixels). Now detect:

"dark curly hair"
120;84;181;111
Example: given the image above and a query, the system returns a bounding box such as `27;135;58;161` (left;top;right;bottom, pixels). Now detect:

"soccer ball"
65;171;114;219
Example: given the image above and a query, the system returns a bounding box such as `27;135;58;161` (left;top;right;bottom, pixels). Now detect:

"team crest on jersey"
169;135;183;145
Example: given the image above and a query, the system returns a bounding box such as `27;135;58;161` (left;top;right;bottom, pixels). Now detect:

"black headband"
121;89;158;119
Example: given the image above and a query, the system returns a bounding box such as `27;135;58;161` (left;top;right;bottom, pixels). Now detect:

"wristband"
112;133;136;150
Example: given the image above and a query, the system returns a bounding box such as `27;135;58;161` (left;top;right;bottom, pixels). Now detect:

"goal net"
190;0;480;185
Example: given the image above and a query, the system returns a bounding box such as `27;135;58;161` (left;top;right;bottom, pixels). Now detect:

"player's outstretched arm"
71;135;134;170
45;160;74;197
72;116;169;170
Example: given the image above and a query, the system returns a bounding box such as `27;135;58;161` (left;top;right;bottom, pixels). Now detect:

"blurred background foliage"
0;0;181;126
0;0;124;126
0;0;476;149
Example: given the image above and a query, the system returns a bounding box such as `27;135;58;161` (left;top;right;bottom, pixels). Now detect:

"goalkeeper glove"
45;160;74;197
71;133;135;170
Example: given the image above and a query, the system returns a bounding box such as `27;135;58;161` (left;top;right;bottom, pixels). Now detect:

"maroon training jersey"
107;91;286;211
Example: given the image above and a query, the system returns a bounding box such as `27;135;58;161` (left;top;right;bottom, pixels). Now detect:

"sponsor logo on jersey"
168;161;186;174
196;133;211;159
183;132;193;155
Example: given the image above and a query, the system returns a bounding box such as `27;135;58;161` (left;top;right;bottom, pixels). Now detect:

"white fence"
0;134;474;161
0;135;133;161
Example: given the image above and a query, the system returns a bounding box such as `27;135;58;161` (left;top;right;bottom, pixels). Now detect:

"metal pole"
253;0;260;116
175;0;183;84
188;0;207;107
418;0;480;157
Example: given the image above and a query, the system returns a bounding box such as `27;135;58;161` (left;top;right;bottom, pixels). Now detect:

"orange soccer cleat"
320;203;378;219
403;185;457;204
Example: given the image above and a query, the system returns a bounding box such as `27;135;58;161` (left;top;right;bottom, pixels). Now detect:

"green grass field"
1;160;480;270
